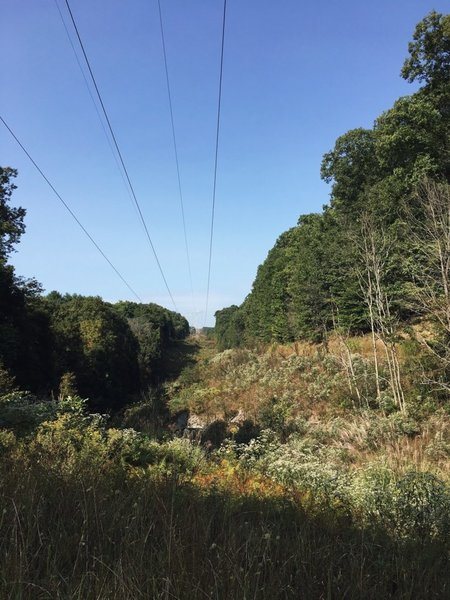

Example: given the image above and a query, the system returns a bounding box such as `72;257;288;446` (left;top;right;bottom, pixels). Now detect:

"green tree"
0;167;25;264
0;168;53;392
113;300;190;384
374;94;448;186
44;294;140;410
288;214;331;341
401;11;450;89
128;317;161;385
215;11;450;350
243;229;296;344
320;128;379;212
214;305;245;350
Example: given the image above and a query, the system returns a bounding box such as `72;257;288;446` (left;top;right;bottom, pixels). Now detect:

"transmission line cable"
53;0;140;224
63;0;177;310
204;0;227;326
1;116;142;302
157;0;196;316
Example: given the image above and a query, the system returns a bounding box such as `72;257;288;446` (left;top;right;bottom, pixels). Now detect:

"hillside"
1;335;449;598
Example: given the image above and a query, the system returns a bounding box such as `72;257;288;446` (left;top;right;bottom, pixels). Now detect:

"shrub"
257;396;293;440
59;371;78;399
351;465;450;541
392;471;450;541
0;428;16;453
0;391;55;434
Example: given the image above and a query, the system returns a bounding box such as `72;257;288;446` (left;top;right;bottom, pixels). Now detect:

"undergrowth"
1;338;450;598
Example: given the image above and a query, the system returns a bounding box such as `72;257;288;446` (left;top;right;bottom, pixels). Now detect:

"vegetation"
216;11;450;352
0;166;189;409
1;338;450;598
1;11;450;599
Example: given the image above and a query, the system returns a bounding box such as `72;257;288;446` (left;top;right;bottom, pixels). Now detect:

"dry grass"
2;336;449;598
1;443;449;600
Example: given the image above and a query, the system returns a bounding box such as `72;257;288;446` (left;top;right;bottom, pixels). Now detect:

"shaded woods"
0;170;189;410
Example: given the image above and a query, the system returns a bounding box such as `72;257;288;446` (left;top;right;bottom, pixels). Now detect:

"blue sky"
2;1;449;327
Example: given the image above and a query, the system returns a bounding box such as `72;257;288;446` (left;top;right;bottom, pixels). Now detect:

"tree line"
216;11;450;357
0;167;189;410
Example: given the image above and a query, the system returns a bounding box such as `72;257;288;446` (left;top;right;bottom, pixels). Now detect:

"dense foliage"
1;343;449;598
0;168;190;409
216;11;450;353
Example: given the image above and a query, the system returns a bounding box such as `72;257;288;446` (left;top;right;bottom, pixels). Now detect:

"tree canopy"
0;168;191;409
215;11;450;350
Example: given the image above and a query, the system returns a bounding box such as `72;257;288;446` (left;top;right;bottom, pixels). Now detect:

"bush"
351;465;450;541
392;471;450;541
257;396;293;440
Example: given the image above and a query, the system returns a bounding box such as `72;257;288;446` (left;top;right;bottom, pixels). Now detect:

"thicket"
216;11;450;363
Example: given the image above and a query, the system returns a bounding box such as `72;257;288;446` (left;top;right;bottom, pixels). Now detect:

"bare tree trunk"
357;213;405;412
331;310;364;409
408;180;450;393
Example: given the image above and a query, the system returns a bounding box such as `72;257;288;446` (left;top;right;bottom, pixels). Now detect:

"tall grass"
0;429;449;599
1;336;450;599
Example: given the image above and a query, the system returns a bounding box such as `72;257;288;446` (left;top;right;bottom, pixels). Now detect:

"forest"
0;176;189;411
0;10;449;600
216;11;450;352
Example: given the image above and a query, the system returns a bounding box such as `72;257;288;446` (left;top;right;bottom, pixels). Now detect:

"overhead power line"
204;0;227;326
1;115;142;302
53;0;140;224
157;0;196;315
62;0;177;310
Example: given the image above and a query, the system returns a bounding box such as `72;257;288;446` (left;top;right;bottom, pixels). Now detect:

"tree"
214;305;245;350
354;213;405;412
0;168;54;392
128;317;161;385
114;301;189;343
243;229;295;344
408;180;450;394
320;128;379;212
214;11;449;356
44;294;140;410
113;300;190;384
0;167;25;264
288;213;333;341
374;94;448;185
401;11;450;89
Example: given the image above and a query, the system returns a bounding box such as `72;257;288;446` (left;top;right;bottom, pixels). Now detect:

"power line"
204;0;227;326
1;115;142;302
157;0;196;315
63;0;177;310
53;0;141;224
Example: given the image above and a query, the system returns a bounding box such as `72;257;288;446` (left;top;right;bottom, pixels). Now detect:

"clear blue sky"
2;1;449;327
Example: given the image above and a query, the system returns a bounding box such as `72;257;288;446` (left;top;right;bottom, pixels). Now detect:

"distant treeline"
216;11;450;349
0;168;189;409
